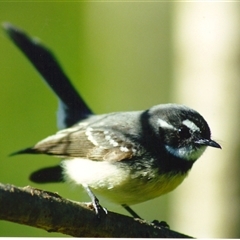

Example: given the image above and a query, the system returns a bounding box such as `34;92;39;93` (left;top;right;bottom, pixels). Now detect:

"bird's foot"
91;197;108;218
151;220;170;229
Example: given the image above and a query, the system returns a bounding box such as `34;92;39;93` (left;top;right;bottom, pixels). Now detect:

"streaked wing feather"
32;127;136;161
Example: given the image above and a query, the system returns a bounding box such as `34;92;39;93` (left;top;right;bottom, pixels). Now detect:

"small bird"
4;23;221;219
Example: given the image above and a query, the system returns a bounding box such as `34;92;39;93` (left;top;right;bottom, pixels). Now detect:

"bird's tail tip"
9;147;37;157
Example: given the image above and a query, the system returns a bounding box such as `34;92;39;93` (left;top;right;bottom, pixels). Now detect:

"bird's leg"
122;204;169;228
121;204;141;219
83;184;108;218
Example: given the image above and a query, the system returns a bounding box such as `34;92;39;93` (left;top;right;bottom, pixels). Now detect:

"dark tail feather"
3;22;93;128
30;165;63;183
10;148;63;183
9;147;39;157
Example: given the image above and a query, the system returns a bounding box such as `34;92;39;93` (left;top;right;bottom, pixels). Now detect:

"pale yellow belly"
93;172;188;205
63;158;189;205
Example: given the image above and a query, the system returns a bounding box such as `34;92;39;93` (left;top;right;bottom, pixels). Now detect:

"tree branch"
0;183;193;238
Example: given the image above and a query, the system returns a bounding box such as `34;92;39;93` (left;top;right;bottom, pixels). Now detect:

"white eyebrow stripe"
182;119;200;132
157;118;176;130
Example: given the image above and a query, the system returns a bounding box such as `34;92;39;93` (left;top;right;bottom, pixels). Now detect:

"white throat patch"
165;145;206;161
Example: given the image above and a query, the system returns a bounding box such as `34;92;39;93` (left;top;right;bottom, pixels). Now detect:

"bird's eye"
178;126;191;140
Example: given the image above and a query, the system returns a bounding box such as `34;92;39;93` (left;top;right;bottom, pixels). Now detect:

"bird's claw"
92;197;108;218
151;220;170;229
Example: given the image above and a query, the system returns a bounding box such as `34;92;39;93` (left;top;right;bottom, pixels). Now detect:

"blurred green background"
0;1;240;238
0;2;173;237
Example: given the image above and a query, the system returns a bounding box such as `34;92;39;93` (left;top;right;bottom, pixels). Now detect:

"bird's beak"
195;139;221;149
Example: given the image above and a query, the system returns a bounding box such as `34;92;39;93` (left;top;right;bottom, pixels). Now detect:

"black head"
149;104;221;161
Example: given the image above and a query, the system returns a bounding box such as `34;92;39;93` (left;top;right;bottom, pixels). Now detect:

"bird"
4;22;221;220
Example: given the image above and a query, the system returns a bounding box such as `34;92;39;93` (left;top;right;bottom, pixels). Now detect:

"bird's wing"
3;22;92;129
18;123;140;162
